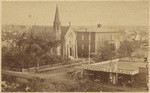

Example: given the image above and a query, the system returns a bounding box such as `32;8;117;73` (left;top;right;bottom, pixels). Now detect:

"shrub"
40;55;67;66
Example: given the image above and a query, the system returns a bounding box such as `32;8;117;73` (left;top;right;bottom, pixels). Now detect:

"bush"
40;55;67;66
2;50;37;69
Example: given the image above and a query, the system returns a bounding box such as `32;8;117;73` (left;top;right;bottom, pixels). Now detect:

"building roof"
77;59;148;75
54;5;60;23
30;25;69;38
91;61;147;70
61;26;70;38
2;25;31;33
72;25;120;33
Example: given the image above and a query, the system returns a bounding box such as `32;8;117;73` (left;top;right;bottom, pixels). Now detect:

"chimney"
69;22;71;26
97;23;102;28
85;28;88;31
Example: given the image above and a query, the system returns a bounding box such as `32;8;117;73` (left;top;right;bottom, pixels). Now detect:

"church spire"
54;4;60;23
53;4;61;39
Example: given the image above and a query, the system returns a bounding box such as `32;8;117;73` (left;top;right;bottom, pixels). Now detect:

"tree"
92;41;116;62
117;40;146;58
117;40;133;58
2;27;62;70
17;29;62;67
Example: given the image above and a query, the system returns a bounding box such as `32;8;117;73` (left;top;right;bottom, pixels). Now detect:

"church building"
31;5;122;59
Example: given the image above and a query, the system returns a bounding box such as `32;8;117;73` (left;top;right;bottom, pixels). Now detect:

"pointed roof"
30;25;69;39
54;4;60;23
135;33;140;40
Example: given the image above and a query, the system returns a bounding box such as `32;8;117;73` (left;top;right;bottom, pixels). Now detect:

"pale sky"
2;1;149;26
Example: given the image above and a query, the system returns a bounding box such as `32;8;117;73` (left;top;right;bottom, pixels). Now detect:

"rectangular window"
82;45;84;50
82;35;84;40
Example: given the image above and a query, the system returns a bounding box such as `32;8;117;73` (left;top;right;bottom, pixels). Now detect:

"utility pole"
115;49;118;84
89;31;91;64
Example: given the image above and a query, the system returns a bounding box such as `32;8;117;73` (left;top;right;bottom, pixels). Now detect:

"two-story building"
75;26;121;58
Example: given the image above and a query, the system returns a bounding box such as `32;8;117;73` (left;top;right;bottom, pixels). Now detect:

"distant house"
135;33;141;41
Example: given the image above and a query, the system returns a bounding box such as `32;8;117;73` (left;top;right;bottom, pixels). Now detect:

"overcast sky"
2;1;149;26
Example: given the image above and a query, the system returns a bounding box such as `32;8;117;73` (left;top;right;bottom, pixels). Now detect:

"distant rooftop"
72;25;120;33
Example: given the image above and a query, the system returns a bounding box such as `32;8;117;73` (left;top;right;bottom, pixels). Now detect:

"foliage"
1;74;108;92
2;75;101;92
2;76;49;92
117;40;133;58
92;41;116;62
2;50;37;69
26;78;50;92
131;49;148;59
2;27;65;69
40;54;66;66
2;75;19;92
117;40;146;58
92;39;147;62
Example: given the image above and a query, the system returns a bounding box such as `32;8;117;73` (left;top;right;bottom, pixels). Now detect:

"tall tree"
16;30;61;68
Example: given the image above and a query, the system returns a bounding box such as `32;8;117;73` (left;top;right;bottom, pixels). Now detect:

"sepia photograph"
1;1;149;92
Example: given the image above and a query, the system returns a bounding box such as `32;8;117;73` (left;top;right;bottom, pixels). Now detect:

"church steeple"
53;4;61;39
54;4;60;24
